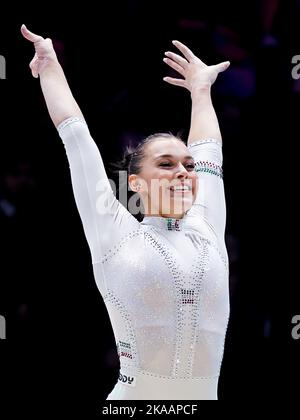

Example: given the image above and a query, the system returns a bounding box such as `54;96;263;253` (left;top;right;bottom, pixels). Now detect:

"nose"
175;162;189;179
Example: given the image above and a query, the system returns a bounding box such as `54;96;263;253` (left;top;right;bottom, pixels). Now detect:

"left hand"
163;40;230;93
21;24;58;78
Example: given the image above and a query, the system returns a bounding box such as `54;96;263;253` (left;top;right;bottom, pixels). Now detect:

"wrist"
38;55;60;77
191;83;211;101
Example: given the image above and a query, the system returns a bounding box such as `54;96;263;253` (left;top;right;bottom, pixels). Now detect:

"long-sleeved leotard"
58;117;229;400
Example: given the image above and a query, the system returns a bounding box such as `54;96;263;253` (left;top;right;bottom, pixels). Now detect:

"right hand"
21;24;58;78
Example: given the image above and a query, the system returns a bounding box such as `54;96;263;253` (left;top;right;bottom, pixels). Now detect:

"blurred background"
0;0;299;410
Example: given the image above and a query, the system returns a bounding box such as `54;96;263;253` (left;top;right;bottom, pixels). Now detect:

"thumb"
214;61;230;73
21;24;44;43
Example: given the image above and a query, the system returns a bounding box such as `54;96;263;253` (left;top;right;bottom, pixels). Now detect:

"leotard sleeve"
186;139;226;240
57;117;140;264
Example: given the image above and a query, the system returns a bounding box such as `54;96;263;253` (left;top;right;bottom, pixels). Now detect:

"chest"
101;229;228;311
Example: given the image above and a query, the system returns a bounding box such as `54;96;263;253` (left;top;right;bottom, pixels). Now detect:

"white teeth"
171;186;191;191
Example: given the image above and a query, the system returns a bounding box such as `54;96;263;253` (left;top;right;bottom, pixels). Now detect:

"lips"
169;185;192;192
169;185;193;200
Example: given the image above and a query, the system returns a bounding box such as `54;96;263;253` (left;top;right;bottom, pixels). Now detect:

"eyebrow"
153;154;194;161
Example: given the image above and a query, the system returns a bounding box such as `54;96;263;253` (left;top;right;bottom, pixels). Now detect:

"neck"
141;214;185;231
144;213;185;219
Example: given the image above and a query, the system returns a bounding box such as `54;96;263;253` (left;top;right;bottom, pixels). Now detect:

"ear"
128;174;140;192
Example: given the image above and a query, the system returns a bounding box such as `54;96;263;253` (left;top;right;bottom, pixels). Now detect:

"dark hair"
110;132;185;176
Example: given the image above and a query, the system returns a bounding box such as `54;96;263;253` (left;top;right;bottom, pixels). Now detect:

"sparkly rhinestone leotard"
58;117;229;400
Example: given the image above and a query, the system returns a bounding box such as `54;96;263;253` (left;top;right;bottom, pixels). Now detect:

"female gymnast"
21;24;230;400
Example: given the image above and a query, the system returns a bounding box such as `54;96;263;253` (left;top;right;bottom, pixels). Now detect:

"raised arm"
163;41;230;240
20;24;83;127
21;25;140;263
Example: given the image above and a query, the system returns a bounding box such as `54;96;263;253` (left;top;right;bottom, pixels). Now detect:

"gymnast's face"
128;138;198;218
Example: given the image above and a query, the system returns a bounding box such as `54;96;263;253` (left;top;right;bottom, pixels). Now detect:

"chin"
166;198;193;216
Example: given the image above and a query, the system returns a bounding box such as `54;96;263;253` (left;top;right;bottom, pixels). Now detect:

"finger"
164;51;188;69
163;77;186;88
214;61;230;73
30;64;39;78
163;57;185;77
21;24;44;43
172;40;195;62
32;68;39;78
29;56;39;78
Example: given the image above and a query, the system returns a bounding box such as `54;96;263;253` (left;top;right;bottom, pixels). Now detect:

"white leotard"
58;117;229;400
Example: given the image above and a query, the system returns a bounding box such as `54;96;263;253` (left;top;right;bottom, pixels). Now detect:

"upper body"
57;116;229;381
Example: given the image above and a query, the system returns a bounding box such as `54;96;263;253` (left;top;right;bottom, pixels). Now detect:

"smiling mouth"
168;186;193;198
169;185;192;192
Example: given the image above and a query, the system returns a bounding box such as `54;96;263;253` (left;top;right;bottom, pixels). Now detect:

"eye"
159;162;173;167
186;163;195;170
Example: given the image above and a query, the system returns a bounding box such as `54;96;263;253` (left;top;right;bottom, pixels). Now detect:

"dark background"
0;0;299;411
